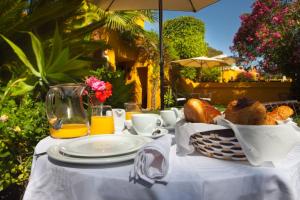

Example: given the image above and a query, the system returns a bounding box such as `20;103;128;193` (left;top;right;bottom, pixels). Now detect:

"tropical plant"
0;29;91;101
164;87;175;108
163;16;207;59
231;0;300;97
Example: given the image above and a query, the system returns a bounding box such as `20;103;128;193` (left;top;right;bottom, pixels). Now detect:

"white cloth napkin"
175;117;300;166
175;119;228;155
215;116;300;166
130;134;172;184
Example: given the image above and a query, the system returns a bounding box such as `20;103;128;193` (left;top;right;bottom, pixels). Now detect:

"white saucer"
128;128;169;139
163;126;175;131
149;128;168;138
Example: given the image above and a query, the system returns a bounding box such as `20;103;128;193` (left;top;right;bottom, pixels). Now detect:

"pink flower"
272;32;281;39
85;76;99;87
91;80;106;91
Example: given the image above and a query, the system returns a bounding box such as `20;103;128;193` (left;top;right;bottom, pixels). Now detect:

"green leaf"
47;25;63;68
3;78;36;98
58;57;90;73
46;48;70;73
10;80;36;96
47;73;75;83
0;151;10;158
26;32;45;76
0;34;40;77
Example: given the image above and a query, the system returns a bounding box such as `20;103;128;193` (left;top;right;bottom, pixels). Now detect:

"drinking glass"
90;105;114;134
124;102;141;120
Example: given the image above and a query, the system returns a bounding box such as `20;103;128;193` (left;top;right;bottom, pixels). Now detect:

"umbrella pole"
159;0;164;110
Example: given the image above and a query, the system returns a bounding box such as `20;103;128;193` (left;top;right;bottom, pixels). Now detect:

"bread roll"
268;105;294;121
184;98;221;123
263;114;277;125
224;98;267;125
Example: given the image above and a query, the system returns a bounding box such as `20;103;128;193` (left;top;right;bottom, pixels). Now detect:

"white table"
23;136;300;200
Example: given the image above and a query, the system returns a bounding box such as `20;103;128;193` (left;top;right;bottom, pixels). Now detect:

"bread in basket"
181;98;298;164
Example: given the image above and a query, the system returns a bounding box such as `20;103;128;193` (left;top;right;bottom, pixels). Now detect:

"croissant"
184;98;221;123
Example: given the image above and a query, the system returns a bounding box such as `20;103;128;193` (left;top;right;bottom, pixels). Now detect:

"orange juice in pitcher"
46;84;89;139
50;124;88;138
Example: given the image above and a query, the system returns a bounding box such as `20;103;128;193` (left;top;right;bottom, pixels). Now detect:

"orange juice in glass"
124;102;141;120
90;105;115;134
50;124;88;138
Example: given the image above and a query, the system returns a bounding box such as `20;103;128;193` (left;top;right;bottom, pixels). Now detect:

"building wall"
180;79;292;105
93;28;161;109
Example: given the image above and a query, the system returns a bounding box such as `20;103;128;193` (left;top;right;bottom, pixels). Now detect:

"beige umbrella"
172;56;226;68
172;56;226;82
211;54;236;66
92;0;220;109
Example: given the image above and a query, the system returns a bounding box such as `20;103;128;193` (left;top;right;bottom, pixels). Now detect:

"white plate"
47;145;137;165
58;134;151;158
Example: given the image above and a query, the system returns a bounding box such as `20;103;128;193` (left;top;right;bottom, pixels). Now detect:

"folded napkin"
130;134;172;184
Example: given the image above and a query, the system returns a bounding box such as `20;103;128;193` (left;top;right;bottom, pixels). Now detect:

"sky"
144;0;255;56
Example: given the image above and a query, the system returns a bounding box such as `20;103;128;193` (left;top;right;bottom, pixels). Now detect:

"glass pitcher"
46;83;89;138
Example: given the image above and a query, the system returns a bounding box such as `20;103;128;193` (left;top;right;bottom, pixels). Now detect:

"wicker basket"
190;129;247;161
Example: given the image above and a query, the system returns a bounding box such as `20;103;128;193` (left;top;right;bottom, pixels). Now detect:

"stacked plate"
47;134;152;165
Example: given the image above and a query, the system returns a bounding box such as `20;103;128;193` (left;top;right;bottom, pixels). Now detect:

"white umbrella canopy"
92;0;220;109
211;54;236;66
172;56;226;68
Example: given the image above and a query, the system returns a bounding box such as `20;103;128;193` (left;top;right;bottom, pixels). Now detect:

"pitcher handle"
45;87;62;130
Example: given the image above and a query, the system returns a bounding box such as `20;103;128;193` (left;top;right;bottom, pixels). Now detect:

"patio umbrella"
93;0;220;109
172;56;226;68
211;54;236;66
172;56;226;82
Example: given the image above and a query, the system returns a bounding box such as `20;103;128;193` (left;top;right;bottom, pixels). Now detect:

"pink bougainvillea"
231;0;300;74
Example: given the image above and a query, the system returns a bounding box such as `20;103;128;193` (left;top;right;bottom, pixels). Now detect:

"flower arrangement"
85;76;113;104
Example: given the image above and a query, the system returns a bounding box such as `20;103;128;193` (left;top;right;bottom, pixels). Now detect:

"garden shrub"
199;67;221;82
0;94;48;192
163;16;207;59
236;71;255;82
179;67;197;81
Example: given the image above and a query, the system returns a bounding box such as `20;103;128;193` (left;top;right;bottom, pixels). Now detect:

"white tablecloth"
23;136;300;200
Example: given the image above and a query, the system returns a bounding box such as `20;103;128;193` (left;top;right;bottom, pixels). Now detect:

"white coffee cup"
160;108;180;128
132;114;163;136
